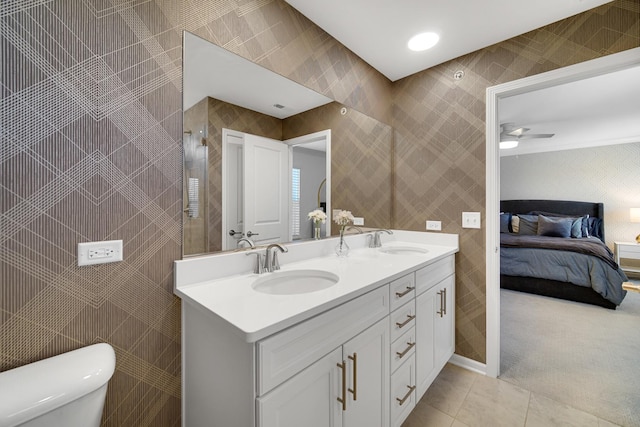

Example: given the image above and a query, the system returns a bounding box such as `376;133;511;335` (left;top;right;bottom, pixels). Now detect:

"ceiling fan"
499;123;554;149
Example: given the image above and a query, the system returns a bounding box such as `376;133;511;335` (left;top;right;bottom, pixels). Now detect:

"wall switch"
78;240;123;266
462;212;481;229
426;220;441;231
353;217;364;226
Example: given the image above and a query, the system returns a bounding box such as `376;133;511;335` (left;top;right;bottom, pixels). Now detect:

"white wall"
501;141;640;248
293;147;326;239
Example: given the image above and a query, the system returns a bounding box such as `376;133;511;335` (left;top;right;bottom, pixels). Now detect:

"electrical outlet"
462;212;481;229
353;217;364;226
78;240;123;266
426;220;441;231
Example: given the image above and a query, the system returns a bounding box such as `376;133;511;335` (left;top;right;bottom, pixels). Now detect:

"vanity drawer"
390;326;415;374
257;285;389;396
390;273;416;312
390;354;416;427
390;300;415;343
415;256;454;296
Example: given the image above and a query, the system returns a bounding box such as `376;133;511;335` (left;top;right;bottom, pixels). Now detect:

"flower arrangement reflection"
308;209;327;240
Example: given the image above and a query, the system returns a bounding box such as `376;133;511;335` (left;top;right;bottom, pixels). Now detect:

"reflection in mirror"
183;31;393;257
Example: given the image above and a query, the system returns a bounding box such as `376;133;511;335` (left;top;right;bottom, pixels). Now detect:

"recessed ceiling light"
499;140;519;150
408;32;439;51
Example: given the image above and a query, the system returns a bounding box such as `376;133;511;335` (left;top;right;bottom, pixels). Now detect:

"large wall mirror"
182;31;393;257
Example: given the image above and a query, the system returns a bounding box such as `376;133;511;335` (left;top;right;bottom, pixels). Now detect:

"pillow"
511;215;520;233
537;215;572;238
527;211;587;238
500;213;512;233
517;214;538;235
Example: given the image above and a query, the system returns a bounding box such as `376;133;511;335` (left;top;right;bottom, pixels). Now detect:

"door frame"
285;129;332;239
485;47;640;378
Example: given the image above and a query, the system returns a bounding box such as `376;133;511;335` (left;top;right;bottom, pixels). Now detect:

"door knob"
228;229;244;237
246;231;259;237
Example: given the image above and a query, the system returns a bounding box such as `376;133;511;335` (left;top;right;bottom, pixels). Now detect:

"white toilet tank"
0;343;116;427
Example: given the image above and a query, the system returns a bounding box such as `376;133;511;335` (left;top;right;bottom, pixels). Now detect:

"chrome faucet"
370;229;393;248
345;225;363;234
246;251;265;274
236;237;255;249
265;243;288;272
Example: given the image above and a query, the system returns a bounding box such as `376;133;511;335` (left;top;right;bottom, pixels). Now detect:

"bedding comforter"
500;234;627;305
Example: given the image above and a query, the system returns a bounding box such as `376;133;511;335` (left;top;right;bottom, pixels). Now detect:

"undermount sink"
252;269;340;295
378;246;429;255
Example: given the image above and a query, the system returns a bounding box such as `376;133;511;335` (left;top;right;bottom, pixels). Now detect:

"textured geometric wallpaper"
0;1;389;426
501;142;640;249
1;0;638;426
392;1;639;362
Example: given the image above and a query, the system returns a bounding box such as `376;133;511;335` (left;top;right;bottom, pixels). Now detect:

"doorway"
485;47;640;377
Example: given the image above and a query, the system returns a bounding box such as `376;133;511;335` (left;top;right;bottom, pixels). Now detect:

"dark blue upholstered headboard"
500;199;605;243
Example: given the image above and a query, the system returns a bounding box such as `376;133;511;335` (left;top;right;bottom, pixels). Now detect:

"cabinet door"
257;347;343;427
343;317;390;427
415;286;436;400
434;275;455;369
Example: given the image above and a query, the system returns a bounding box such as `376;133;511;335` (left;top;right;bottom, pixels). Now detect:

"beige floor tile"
598;418;621;427
525;393;599;427
421;363;478;417
451;421;470;427
402;402;454;427
455;375;530;427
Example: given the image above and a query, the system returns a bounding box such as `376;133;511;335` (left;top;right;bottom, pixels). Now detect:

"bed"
500;199;627;309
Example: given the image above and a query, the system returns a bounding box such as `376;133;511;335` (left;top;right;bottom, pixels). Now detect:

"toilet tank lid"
0;343;116;426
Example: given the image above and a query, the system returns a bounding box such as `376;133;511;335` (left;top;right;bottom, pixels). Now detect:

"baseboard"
448;353;487;376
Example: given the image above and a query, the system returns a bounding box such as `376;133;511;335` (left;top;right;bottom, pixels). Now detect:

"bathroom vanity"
174;231;458;427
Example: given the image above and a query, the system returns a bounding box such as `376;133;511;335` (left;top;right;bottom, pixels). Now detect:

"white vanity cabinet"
258;317;390;427
414;256;455;400
177;236;459;427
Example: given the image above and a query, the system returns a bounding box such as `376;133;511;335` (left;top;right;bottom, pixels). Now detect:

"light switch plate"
78;240;123;266
353;217;364;226
462;212;481;229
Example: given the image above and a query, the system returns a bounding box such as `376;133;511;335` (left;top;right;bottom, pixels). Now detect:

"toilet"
0;343;116;427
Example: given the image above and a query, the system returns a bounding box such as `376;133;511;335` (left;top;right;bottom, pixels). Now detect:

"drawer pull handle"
348;353;357;400
396;342;416;359
395;286;415;298
395;314;416;329
337;361;347;411
396;385;416;406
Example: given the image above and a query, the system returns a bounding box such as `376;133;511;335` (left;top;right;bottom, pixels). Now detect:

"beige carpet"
500;285;640;427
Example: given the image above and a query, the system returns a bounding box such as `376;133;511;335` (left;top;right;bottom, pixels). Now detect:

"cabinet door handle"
395;286;415;298
396;385;416;406
348;353;357;400
396;342;416;359
395;314;416;329
443;287;447;316
437;290;444;318
337;361;347;411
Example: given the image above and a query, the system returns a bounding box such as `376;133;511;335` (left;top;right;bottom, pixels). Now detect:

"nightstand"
614;242;640;275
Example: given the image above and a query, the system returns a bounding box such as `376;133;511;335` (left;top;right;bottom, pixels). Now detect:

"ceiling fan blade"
506;127;529;136
517;133;555;140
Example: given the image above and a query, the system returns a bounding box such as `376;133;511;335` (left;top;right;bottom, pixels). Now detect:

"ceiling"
499;65;640;157
283;0;613;82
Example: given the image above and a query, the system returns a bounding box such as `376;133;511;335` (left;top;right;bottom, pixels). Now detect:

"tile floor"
402;363;620;427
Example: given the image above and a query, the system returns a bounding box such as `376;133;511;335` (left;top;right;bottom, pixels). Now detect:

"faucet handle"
246;252;264;274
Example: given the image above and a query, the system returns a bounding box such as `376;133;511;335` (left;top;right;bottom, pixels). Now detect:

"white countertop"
175;231;458;342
